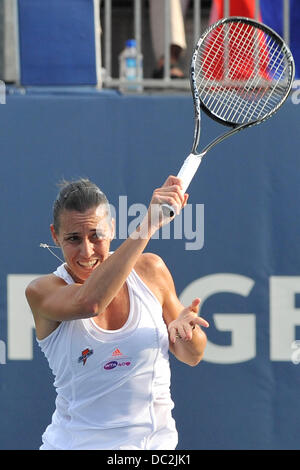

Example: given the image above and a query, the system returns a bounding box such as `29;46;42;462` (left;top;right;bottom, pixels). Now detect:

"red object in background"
209;0;262;23
204;1;270;82
202;23;270;81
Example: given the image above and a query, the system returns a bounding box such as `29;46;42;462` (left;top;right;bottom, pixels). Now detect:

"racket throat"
200;124;245;157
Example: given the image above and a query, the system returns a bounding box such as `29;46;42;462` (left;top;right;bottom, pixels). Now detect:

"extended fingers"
169;322;195;343
168;323;179;343
188;298;201;312
192;316;209;329
168;315;208;343
168;298;209;344
181;323;195;341
185;304;209;329
168;320;186;343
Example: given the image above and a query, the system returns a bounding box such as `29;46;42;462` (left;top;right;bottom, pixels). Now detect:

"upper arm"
136;253;206;365
135;253;183;325
25;275;98;322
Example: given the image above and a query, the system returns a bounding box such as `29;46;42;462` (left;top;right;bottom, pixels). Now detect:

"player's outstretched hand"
168;298;209;343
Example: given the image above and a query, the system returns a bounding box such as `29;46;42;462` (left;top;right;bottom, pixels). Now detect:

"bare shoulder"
25;274;67;340
135;252;167;276
25;273;67;305
134;253;175;306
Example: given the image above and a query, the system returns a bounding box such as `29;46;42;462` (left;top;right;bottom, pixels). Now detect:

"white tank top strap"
53;263;74;285
127;268;162;312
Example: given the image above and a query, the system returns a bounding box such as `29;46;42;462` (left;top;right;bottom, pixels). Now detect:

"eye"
66;235;81;243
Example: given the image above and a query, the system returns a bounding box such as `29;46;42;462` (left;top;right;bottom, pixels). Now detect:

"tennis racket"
162;17;295;217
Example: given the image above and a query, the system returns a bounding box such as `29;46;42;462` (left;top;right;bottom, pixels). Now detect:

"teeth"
79;260;98;268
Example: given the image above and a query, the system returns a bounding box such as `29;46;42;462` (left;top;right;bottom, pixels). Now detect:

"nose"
80;239;94;258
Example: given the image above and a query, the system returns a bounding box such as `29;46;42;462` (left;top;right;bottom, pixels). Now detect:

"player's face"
51;205;114;283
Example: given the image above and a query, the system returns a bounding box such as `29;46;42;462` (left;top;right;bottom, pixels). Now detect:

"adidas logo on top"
112;348;123;356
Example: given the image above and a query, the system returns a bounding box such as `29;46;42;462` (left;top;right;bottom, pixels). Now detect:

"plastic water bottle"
119;39;143;93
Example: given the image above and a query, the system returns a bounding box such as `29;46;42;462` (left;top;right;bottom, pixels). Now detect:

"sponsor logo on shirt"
112;348;122;356
104;361;118;370
103;348;132;371
78;348;93;366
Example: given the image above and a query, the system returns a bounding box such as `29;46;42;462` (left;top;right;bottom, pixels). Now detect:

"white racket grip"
177;153;202;193
161;153;202;218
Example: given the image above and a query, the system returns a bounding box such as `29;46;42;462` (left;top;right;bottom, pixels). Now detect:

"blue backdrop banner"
0;88;299;450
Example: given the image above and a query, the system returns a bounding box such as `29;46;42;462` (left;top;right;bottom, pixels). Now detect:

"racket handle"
177;153;202;193
161;153;202;218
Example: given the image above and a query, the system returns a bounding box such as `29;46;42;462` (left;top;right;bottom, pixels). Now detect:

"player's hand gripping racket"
162;17;295;217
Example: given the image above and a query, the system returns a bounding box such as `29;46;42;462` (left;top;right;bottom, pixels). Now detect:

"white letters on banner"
179;274;256;364
0;340;5;364
3;274;300;363
270;277;300;361
7;274;37;360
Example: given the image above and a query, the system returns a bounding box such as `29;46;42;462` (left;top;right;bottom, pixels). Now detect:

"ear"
50;224;60;246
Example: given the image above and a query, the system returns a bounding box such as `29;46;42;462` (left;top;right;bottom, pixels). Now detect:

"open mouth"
77;259;99;269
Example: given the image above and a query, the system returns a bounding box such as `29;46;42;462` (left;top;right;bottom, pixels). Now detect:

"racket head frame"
162;17;295;218
189;16;295;156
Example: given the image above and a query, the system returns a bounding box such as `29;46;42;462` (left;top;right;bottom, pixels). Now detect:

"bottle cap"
126;39;136;48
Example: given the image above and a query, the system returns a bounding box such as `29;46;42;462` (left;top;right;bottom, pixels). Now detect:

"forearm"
76;177;185;314
75;215;155;314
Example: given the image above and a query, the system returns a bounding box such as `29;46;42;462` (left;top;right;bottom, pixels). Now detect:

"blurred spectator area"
100;0;212;81
0;1;297;88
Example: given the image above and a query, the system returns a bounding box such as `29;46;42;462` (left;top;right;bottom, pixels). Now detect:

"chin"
78;260;102;277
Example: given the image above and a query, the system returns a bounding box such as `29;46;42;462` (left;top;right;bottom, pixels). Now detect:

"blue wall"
0;88;300;450
18;0;98;85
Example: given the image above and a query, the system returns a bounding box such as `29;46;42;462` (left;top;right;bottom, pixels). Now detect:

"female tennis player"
25;176;209;450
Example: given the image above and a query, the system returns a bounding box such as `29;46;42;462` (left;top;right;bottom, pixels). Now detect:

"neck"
64;264;85;284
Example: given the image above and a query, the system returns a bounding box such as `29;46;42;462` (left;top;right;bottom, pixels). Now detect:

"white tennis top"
37;263;178;450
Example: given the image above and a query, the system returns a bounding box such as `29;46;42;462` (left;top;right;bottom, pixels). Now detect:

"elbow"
85;304;99;317
82;301;99;317
187;352;204;367
74;292;99;317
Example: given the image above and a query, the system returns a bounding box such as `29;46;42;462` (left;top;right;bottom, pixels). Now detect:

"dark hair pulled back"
53;178;109;233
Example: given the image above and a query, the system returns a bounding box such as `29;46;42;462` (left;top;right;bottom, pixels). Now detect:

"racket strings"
194;20;291;125
204;24;263;118
195;25;231;86
226;35;286;122
197;22;258;90
207;47;285;122
200;30;286;122
242;47;288;122
200;22;254;85
201;28;278;116
196;23;267;118
240;52;287;122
